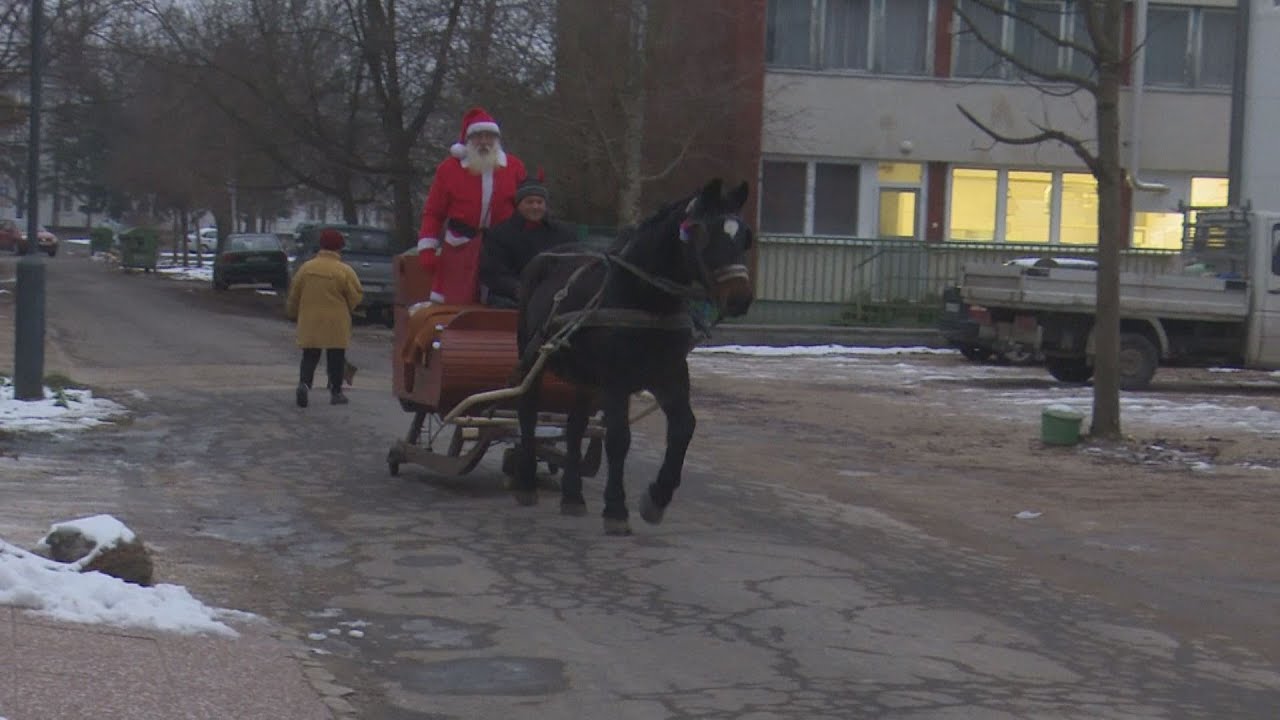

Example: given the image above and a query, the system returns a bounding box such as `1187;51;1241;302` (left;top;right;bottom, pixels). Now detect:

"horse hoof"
639;492;666;525
560;501;588;517
512;490;538;507
603;517;632;536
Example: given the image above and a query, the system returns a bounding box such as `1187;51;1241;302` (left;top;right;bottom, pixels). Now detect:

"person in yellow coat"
287;229;363;407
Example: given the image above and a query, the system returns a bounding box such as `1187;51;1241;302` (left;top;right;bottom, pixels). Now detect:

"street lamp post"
14;0;45;401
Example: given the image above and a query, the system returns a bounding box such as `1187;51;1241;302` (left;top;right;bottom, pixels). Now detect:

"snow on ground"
64;237;91;246
694;344;956;357
0;515;247;636
155;260;214;282
691;346;1280;443
0;378;128;433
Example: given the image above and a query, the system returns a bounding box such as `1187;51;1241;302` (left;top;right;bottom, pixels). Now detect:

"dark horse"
513;178;755;535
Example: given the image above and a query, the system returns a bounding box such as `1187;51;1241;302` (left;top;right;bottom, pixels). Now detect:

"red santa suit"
418;108;527;304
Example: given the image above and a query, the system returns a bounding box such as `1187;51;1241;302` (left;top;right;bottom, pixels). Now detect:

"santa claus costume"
417;107;527;304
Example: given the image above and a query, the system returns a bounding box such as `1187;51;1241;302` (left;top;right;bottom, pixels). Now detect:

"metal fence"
743;235;1183;325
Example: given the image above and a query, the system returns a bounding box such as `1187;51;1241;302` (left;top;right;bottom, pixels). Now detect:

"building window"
766;0;933;75
955;0;1079;79
878;162;924;184
1190;177;1229;206
949;168;1107;245
1058;173;1098;245
760;161;807;234
954;0;1102;80
813;163;860;235
1005;171;1052;243
1145;5;1235;89
878;190;918;238
760;159;861;236
1134;212;1182;249
766;0;813;67
948;169;999;241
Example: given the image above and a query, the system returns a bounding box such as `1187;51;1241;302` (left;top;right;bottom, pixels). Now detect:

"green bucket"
1041;405;1084;446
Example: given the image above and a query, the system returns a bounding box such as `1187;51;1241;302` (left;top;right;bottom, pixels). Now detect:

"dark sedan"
213;233;290;291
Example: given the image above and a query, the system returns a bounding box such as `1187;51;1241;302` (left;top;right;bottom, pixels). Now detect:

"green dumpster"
119;228;159;272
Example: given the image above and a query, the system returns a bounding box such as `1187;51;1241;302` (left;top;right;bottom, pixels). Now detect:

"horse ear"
696;178;724;213
725;181;749;212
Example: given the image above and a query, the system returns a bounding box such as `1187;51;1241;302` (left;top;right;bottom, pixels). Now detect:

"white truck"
959;208;1280;390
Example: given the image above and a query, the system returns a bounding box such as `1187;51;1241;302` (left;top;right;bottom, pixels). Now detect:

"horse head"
679;178;754;318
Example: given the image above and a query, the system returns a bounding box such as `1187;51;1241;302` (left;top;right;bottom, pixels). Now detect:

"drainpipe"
1227;0;1250;206
1129;0;1171;193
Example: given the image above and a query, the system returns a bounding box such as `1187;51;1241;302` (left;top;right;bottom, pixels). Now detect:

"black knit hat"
515;174;548;204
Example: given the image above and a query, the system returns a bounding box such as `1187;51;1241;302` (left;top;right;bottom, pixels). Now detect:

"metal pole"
14;0;45;401
1227;0;1251;206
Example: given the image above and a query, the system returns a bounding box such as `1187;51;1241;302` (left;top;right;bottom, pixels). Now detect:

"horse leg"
639;368;695;526
559;388;592;516
601;389;632;536
512;372;542;507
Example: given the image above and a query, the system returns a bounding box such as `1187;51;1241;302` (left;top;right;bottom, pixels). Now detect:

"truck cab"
1245;211;1280;367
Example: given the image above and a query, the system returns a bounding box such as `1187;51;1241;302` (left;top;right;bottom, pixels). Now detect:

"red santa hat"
449;107;501;159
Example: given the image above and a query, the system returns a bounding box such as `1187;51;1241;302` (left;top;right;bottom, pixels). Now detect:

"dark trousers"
300;348;346;392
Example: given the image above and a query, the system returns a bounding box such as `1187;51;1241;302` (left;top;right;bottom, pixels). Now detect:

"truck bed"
960;263;1249;322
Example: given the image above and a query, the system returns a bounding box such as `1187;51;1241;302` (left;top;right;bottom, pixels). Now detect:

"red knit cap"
319;229;345;251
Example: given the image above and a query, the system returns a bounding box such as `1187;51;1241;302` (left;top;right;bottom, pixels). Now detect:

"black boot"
330;389;349;405
296;382;309;408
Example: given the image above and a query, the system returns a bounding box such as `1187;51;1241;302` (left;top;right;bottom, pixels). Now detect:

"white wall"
1241;1;1280;210
763;72;1230;175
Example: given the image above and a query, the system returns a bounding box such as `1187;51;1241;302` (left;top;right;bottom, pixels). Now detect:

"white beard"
465;141;502;174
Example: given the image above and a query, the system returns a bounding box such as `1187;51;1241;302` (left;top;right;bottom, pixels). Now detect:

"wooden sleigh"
386;254;604;479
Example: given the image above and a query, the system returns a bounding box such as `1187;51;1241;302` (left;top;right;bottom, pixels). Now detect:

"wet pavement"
1;255;1277;718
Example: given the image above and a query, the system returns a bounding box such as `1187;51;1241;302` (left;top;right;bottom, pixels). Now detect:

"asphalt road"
11;253;1279;719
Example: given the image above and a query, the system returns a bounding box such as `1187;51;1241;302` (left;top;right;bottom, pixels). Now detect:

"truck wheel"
1118;333;1159;391
1046;357;1093;384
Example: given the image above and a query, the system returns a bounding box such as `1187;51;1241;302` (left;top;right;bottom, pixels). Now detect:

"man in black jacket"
480;175;578;308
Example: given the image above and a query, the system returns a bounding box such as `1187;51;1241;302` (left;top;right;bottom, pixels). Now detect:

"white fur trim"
444;228;472;247
429;291;445;303
465;121;499;137
479;171;494;228
417;237;439;251
450;143;467;159
497;149;508;168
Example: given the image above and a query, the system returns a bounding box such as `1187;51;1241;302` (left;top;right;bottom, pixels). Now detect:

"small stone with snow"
35;514;154;586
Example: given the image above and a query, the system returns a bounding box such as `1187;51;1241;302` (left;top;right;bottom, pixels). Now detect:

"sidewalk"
0;608;339;719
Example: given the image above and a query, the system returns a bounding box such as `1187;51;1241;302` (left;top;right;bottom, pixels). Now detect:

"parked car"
212;233;290;291
0;219;28;254
33;228;58;256
292;224;396;325
185;227;218;254
940;257;1097;364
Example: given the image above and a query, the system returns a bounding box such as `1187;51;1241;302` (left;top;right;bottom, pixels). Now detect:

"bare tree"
954;0;1126;438
550;0;763;225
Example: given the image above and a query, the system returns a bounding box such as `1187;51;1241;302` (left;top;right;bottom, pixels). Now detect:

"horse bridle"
679;215;750;296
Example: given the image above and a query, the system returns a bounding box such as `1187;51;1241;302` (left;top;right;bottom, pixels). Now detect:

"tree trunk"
615;0;649;225
1090;9;1125;439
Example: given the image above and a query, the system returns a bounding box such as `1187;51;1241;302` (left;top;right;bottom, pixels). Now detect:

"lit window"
879;190;918;238
1005;171;1052;243
1190;177;1229;207
948;168;998;241
1059;173;1098;245
760;161;806;234
1134;212;1183;250
878;162;923;184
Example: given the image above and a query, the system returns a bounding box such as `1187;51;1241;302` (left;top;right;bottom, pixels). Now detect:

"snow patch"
0;379;128;433
694;344;955;357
